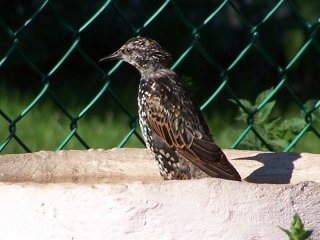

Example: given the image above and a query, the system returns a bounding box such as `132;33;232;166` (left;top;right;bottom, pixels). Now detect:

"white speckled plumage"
101;37;241;181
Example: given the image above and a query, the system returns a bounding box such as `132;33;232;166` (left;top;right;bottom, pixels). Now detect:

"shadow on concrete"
235;152;301;184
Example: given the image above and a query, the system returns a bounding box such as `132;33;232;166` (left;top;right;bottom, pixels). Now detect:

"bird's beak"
99;51;121;62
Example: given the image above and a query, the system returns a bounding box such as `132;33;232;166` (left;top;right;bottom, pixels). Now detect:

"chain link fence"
0;1;319;154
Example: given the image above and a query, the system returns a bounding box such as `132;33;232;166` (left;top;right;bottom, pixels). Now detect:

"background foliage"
0;0;319;153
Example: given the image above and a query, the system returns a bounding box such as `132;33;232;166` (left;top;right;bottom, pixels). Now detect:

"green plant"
230;87;319;151
280;213;313;240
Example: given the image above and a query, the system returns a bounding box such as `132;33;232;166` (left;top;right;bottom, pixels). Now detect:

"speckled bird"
100;37;241;181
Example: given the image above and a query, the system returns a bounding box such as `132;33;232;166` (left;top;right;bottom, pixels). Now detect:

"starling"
100;37;241;181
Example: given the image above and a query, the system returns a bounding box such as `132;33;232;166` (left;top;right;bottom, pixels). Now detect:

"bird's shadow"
235;152;301;184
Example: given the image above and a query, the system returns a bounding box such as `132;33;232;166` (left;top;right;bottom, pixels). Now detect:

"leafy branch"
230;87;319;151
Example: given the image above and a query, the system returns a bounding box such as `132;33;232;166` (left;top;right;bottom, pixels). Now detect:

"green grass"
0;88;144;153
0;104;145;154
0;88;319;154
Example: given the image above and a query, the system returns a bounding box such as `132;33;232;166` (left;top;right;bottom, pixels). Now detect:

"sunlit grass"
0;88;143;154
0;89;319;154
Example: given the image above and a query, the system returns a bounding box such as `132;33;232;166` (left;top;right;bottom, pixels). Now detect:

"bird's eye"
127;47;132;53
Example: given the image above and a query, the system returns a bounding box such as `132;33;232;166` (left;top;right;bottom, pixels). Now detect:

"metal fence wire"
0;1;319;153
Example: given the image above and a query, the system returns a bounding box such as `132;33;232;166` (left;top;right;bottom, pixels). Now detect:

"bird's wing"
145;86;241;181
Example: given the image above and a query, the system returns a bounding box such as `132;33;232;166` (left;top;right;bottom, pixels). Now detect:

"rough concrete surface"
0;148;319;240
1;148;320;184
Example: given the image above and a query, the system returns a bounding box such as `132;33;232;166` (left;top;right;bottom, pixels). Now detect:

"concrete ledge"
0;148;319;239
0;148;319;183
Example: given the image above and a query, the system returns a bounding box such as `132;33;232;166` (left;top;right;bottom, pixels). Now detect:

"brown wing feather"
178;130;241;180
146;105;241;181
145;71;240;181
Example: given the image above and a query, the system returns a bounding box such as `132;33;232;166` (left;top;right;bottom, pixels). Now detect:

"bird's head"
100;37;171;73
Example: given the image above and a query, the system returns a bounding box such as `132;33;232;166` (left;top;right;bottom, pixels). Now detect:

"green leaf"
230;98;253;113
256;100;276;124
239;99;254;112
284;118;305;134
280;227;295;239
265;117;282;131
292;213;303;230
280;213;313;240
255;87;274;106
301;230;313;239
235;113;248;123
229;98;237;105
